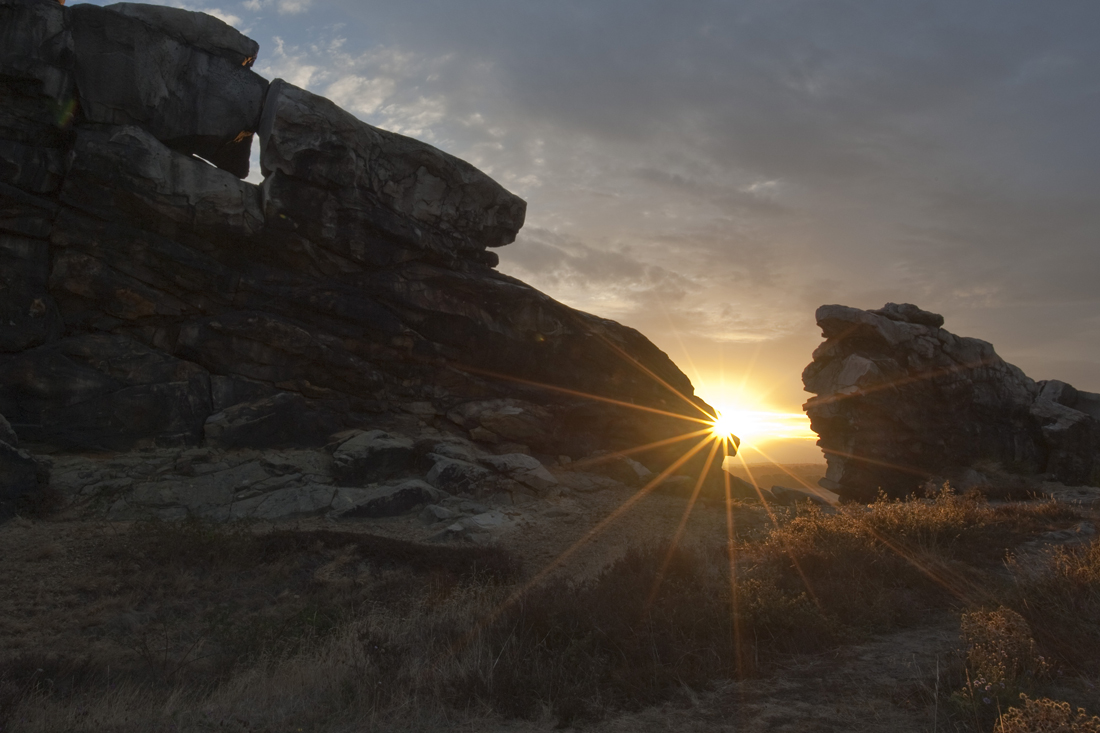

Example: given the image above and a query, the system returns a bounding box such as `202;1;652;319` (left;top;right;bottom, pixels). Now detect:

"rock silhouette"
803;303;1100;501
1;0;713;506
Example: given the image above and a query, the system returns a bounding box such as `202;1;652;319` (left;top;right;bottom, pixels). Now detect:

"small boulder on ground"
419;503;458;525
582;452;653;487
480;452;559;492
425;455;491;494
332;480;444;518
204;393;345;449
332;430;415;485
230;484;336;520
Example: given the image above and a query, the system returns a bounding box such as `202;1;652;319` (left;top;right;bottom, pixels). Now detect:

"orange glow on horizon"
692;366;820;463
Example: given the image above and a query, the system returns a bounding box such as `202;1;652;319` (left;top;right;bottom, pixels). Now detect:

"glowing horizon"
694;376;822;464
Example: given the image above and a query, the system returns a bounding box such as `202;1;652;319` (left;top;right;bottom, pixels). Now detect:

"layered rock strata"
0;0;715;509
803;303;1100;501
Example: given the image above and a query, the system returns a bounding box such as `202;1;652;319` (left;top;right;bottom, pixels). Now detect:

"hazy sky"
77;1;1100;461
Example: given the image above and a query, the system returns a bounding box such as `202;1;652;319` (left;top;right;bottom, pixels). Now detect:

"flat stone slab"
331;479;444;518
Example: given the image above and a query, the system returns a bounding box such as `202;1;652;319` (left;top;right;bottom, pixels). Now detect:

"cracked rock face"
803;303;1100;501
1;0;713;489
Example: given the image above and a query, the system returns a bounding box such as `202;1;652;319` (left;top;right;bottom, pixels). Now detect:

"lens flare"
709;412;740;442
707;403;815;448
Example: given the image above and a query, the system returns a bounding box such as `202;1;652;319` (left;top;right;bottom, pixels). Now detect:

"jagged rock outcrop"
0;0;715;506
803;303;1100;501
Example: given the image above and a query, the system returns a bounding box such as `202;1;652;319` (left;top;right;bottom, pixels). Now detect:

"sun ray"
656;295;706;394
567;427;715;471
747;442;831;494
723;440;746;679
820;447;932;480
853;517;993;606
446;433;719;656
808;357;996;407
511;434;716;594
736;342;763;395
744;446;990;606
645;436;723;608
453;363;714;425
734;453;783;530
585;328;718;420
736;452;822;607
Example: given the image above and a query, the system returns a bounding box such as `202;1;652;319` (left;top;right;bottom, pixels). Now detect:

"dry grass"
1009;537;1100;676
1;487;1095;732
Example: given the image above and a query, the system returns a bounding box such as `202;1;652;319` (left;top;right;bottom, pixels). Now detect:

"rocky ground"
4;451;1100;732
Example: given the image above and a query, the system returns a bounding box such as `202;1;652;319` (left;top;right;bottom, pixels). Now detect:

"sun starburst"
709;411;741;445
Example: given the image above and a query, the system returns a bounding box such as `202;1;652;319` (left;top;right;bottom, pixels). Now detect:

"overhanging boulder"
258;79;527;266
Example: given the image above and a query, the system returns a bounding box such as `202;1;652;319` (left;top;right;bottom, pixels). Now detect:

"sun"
705;402;815;453
709;411;741;443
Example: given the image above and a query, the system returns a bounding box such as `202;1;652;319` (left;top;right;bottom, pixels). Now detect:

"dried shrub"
954;606;1049;728
998;695;1100;733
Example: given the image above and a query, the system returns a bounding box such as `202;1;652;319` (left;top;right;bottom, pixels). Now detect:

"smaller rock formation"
803;303;1100;501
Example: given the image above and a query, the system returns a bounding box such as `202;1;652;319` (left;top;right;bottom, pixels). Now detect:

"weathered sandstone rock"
481;452;559;492
803;303;1100;500
203;393;349;449
69;2;267;177
332;430;416;485
60;125;264;242
425;456;492;495
0;0;76;154
0;1;718;499
258;79;526;265
331;480;444;519
0;412;43;502
0;334;212;450
0;232;63;351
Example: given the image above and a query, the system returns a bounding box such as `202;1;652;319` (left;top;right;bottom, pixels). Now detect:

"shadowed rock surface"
803;303;1100;501
0;0;716;513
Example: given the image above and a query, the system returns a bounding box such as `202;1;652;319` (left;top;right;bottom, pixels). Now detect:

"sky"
76;0;1100;462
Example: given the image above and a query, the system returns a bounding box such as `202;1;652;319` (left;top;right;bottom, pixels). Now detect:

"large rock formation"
803;303;1100;501
0;0;715;506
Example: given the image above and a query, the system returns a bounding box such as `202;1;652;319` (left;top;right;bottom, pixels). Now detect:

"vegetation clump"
998;695;1100;733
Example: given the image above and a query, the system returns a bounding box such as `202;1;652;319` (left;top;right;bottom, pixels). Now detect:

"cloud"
242;0;312;15
193;0;1100;393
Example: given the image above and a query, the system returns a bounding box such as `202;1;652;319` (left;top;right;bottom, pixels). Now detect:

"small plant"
998;695;1100;733
953;607;1049;730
